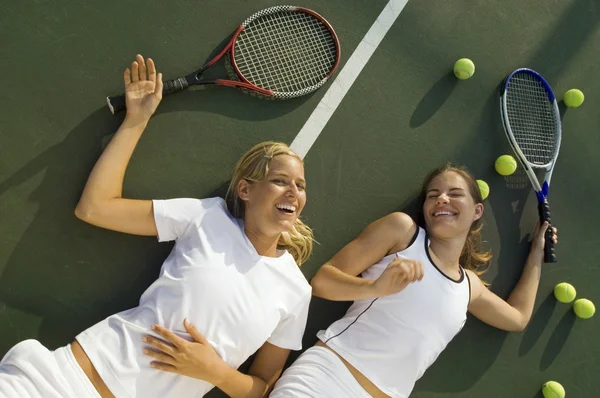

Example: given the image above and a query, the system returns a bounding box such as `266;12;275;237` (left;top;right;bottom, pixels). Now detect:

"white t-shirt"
317;227;470;398
76;197;312;398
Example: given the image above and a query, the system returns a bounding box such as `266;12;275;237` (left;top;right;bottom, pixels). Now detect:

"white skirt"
270;346;371;398
0;339;101;398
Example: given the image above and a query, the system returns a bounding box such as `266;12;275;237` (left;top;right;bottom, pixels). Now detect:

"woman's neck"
244;225;280;258
427;233;467;271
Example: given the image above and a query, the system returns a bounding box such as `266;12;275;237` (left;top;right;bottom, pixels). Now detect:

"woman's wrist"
123;113;151;128
526;248;544;268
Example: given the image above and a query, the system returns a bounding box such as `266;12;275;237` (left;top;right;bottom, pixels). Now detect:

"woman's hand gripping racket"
107;5;341;114
500;68;562;263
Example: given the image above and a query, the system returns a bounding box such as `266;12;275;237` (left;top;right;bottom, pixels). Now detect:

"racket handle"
106;77;189;115
538;201;557;263
163;77;189;95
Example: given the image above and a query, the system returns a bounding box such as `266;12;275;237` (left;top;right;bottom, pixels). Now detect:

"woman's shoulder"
383;212;416;229
380;212;420;252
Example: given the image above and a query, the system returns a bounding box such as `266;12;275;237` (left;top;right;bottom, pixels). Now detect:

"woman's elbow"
310;270;327;297
74;200;99;223
510;315;530;332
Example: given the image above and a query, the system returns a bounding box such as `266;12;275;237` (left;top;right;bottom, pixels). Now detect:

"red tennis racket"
107;5;341;114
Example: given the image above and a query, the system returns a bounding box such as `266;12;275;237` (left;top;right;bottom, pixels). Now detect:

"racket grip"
537;201;557;263
163;77;189;95
106;77;189;115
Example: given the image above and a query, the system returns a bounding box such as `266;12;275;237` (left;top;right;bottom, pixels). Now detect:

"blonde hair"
419;164;492;280
226;141;314;266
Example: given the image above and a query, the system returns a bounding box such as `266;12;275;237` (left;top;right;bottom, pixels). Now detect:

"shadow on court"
0;87;310;357
0;109;165;355
410;72;458;129
527;0;599;81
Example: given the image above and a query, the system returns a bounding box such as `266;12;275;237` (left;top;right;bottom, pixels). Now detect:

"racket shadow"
153;86;314;122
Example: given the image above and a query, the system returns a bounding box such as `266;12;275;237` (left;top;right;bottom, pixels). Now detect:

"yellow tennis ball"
564;89;584;108
476;180;489;200
495;155;517;176
553;282;576;303
453;58;475;80
542;381;565;398
573;298;595;319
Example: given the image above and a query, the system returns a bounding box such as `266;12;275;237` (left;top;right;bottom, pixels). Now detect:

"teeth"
276;204;296;212
434;211;455;217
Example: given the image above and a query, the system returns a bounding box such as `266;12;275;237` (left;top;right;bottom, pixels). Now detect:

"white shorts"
270;346;371;398
0;339;101;398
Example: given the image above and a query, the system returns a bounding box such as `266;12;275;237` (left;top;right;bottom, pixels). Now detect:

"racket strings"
506;73;558;165
234;10;337;96
239;13;334;90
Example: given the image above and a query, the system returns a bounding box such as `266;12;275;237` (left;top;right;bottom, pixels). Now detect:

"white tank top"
317;227;471;398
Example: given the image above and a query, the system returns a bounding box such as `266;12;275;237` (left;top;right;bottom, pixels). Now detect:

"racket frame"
500;68;562;263
107;6;341;113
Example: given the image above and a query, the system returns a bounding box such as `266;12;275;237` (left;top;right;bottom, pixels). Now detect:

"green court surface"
1;0;599;396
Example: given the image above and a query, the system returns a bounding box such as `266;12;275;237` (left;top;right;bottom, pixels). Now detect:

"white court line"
290;0;410;159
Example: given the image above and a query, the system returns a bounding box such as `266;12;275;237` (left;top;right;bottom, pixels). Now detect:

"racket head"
500;69;562;172
228;5;341;99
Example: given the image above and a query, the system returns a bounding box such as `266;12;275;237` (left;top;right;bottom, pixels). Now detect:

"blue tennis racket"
500;68;562;263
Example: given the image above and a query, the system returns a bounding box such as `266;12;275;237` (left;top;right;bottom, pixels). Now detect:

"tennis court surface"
1;0;598;396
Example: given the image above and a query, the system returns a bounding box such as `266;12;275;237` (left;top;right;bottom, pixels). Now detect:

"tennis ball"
476;180;489;200
495;155;517;176
453;58;475;80
573;298;595;319
553;282;576;303
564;89;584;108
542;381;565;398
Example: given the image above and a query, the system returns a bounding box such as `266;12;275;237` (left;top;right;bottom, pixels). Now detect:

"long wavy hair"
226;141;314;266
419;164;492;279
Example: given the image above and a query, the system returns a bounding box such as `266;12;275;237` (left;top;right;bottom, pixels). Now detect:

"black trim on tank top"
424;232;464;284
405;225;420;249
465;269;471;304
324;298;379;344
324;225;419;345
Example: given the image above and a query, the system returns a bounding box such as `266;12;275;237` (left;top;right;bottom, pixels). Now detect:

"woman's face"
238;154;307;236
422;171;483;239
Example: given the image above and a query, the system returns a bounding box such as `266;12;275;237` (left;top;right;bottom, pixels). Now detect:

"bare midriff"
71;340;116;398
315;340;391;398
70;338;389;398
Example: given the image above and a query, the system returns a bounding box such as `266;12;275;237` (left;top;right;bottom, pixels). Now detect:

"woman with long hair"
270;164;558;398
0;55;313;398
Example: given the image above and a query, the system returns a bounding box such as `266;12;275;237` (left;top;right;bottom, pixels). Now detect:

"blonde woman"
270;165;558;398
0;55;313;398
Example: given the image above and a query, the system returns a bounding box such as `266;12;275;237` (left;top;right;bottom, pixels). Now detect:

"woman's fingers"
147;58;156;83
150;361;178;373
137;54;147;81
143;347;176;366
416;262;424;281
154;73;163;99
143;335;176;356
131;61;139;82
124;68;132;86
151;324;185;348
